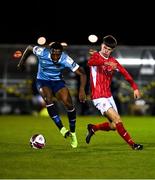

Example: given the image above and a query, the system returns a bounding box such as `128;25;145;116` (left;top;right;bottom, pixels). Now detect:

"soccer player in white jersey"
86;35;143;150
17;42;87;148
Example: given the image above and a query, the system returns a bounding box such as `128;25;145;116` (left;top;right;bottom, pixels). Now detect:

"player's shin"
67;108;76;132
116;122;135;146
46;103;63;130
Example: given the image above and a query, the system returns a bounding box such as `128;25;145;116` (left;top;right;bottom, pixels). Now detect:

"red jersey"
88;52;138;99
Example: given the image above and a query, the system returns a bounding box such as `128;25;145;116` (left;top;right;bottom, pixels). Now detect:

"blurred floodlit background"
0;34;155;116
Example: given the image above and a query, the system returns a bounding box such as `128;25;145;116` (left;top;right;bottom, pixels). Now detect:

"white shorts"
92;96;118;115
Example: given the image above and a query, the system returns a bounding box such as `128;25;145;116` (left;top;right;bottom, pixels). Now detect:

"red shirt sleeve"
116;60;138;90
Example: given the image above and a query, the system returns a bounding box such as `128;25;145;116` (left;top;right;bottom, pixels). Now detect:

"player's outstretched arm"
17;45;34;71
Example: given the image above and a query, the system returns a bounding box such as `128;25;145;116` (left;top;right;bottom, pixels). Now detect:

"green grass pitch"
0;115;155;179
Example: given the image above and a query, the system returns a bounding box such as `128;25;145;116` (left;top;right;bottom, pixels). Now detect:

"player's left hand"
79;89;87;103
17;63;25;71
134;89;141;99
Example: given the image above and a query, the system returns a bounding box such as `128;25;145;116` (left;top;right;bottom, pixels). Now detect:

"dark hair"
103;35;117;49
49;42;63;51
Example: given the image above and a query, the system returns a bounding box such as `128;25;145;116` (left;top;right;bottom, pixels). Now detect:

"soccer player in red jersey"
86;35;143;150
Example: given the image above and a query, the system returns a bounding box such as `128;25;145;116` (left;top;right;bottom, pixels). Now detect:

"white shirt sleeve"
33;46;45;56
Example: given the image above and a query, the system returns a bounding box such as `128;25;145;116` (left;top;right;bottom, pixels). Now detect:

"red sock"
92;122;111;132
116;122;135;146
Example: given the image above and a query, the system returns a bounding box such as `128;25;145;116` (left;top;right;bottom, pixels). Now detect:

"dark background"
1;1;155;46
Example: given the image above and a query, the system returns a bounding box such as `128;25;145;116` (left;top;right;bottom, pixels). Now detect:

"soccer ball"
30;134;46;149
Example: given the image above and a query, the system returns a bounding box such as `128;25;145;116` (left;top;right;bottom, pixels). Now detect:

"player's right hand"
89;48;97;56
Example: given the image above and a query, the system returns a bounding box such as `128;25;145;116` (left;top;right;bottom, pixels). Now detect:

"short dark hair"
49;42;63;51
103;35;117;49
